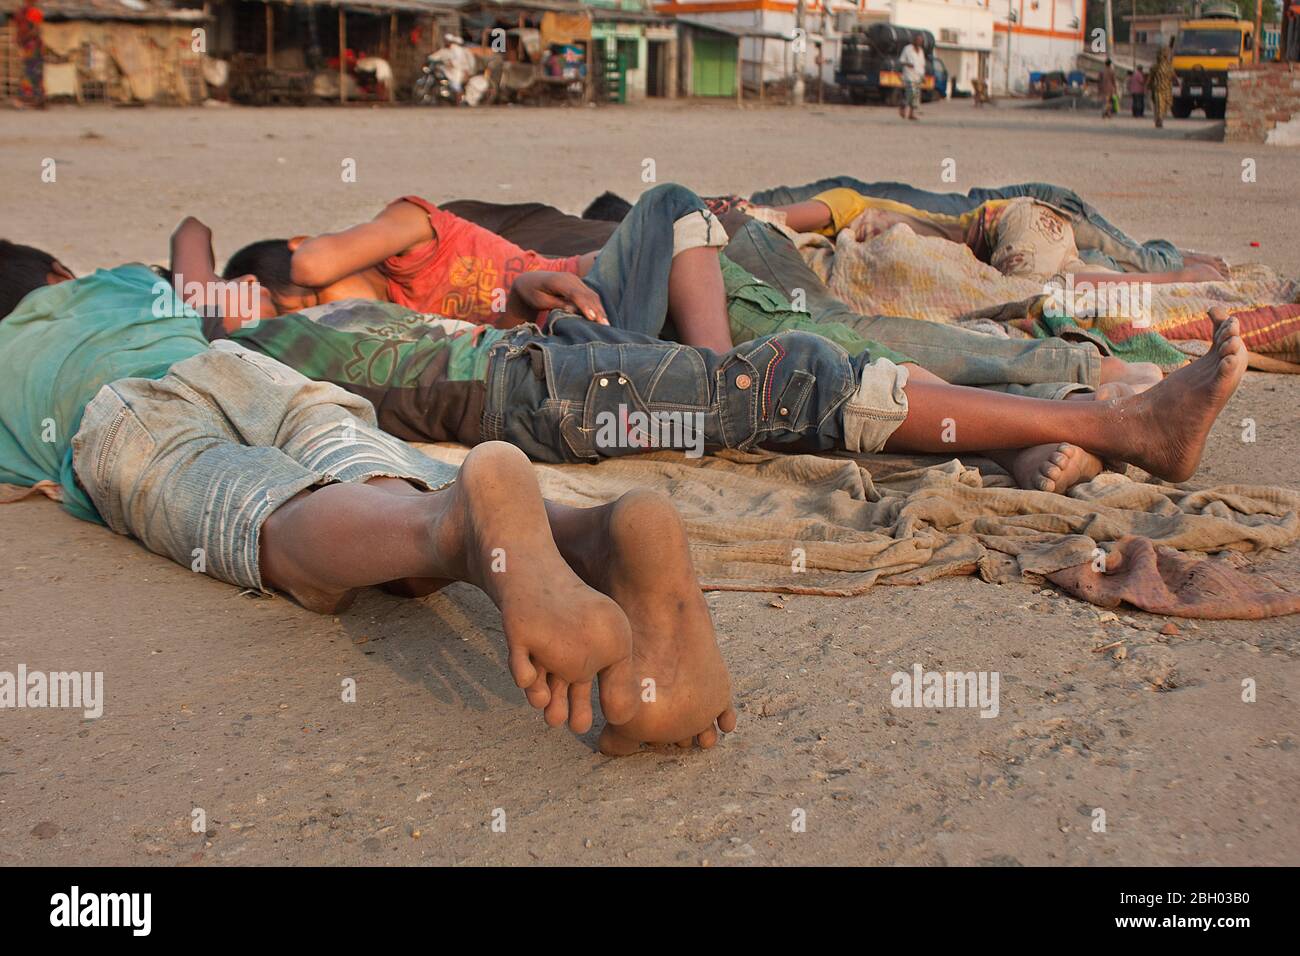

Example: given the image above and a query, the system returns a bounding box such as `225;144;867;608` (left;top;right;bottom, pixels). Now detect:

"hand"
509;270;608;325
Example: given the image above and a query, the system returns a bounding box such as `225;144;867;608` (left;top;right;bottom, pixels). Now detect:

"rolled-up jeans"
723;218;1099;399
747;178;1182;273
579;181;727;339
482;316;908;463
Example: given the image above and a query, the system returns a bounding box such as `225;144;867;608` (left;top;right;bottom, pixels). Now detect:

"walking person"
899;33;925;121
1129;65;1146;118
1149;38;1174;128
13;0;45;109
1099;58;1118;118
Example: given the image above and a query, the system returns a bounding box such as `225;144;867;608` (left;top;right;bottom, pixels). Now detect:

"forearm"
169;217;221;311
291;200;434;287
772;200;834;234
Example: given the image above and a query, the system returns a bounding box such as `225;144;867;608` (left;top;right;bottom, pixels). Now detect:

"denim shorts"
481;317;907;463
70;341;458;591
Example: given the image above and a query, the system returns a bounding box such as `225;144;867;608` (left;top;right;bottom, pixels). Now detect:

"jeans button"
735;373;752;390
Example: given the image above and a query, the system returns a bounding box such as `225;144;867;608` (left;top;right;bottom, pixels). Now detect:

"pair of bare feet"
1005;309;1246;494
438;455;737;754
266;442;736;756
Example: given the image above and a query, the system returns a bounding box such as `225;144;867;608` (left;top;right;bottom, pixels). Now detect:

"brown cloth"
414;444;1300;619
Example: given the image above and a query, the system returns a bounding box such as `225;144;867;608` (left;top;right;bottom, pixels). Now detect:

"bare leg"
667;246;733;352
990;383;1133;493
884;313;1247;483
258;441;640;728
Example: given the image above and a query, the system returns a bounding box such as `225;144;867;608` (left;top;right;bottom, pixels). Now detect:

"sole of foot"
1116;309;1246;483
450;442;639;729
579;489;737;756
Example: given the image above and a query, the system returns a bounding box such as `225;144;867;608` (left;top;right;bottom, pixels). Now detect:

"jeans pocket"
769;369;817;432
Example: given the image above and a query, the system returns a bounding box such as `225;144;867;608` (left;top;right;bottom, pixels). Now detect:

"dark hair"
0;239;60;320
222;239;294;293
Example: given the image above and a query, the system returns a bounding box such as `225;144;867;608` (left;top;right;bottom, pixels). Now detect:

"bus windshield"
1175;29;1243;56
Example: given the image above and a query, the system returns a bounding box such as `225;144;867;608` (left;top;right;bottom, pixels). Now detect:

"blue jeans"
482;317;908;464
580;182;725;340
748;177;1182;273
723;218;1099;398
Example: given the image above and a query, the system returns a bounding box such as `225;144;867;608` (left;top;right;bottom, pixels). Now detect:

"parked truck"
837;24;937;105
1170;2;1257;119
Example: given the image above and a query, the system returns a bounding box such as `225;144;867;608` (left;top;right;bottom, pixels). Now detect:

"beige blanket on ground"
799;224;1299;335
415;444;1300;619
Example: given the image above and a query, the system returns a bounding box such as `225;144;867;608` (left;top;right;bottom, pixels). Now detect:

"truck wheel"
885;88;902;108
1205;100;1226;120
1171;99;1192;119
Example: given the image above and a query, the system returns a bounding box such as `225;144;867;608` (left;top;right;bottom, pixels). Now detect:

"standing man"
1128;64;1147;117
1099;58;1118;118
898;33;926;121
1149;37;1174;128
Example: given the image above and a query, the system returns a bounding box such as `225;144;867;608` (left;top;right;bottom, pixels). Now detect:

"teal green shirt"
0;265;209;523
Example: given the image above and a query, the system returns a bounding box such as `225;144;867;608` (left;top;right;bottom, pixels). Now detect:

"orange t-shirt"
382;195;581;328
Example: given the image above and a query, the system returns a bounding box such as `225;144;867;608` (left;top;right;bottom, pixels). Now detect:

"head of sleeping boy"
222;238;387;318
0;240;75;320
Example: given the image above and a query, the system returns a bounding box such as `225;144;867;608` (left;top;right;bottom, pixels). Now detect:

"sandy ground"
1;98;1298;867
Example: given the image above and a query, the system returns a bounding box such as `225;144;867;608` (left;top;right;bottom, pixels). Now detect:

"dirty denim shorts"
481;317;908;462
70;341;458;592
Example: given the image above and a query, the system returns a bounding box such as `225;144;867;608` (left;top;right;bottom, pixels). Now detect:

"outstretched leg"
258;441;640;729
884;312;1246;483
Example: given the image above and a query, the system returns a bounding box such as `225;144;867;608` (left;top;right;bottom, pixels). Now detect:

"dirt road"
1;99;1297;865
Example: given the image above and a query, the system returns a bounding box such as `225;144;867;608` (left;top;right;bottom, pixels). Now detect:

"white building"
984;0;1087;94
655;0;1085;96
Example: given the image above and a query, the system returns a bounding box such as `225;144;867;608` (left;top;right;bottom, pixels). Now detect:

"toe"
698;726;719;749
567;681;594;734
596;655;639;725
524;670;551;709
543;674;570;727
508;644;538;690
718;706;738;733
675;737;695;749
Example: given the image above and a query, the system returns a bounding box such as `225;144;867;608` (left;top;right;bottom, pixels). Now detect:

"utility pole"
1105;0;1115;59
1254;0;1264;64
792;0;806;104
1133;0;1139;70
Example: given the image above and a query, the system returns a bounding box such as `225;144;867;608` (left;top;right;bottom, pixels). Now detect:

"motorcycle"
413;57;458;105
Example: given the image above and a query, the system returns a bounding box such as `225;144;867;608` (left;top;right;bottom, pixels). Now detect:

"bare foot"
1109;310;1246;482
1006;442;1104;494
1099;356;1163;390
1182;251;1230;274
548;490;737;753
436;443;640;728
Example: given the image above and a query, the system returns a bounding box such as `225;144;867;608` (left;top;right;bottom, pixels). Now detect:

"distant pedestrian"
899;34;925;121
1150;39;1174;128
14;0;45;109
1129;65;1147;117
1099;58;1118;118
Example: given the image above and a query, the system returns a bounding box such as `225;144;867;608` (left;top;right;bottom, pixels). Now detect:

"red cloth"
382;195;581;327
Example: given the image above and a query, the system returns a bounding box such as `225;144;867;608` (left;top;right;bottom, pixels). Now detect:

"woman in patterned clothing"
1149;39;1174;129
